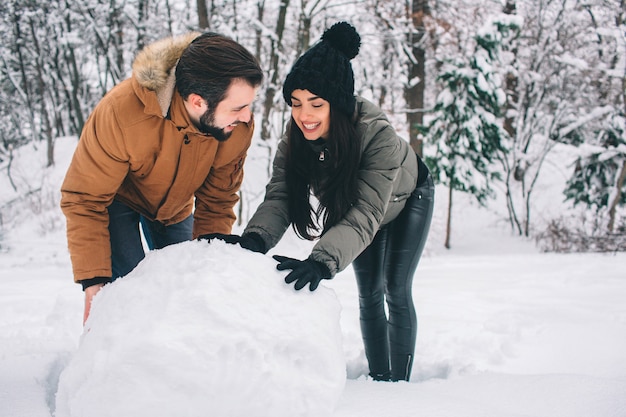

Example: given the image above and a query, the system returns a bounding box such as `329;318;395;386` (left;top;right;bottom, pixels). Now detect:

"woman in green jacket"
210;22;434;382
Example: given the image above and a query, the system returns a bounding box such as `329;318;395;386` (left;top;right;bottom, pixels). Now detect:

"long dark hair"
286;106;361;240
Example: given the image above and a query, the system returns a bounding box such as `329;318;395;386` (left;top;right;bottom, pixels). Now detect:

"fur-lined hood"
132;32;201;116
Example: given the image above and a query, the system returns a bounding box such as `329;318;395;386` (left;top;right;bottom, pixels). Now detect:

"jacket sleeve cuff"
241;232;267;254
80;277;111;291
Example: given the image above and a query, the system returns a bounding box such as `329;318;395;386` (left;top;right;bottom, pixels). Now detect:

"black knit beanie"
283;21;361;116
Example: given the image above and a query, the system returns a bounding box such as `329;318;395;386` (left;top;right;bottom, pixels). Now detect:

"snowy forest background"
0;0;625;252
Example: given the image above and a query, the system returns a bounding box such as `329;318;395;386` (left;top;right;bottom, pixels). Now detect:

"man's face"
197;79;258;142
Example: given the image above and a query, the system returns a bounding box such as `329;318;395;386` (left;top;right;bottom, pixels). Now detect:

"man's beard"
197;108;233;142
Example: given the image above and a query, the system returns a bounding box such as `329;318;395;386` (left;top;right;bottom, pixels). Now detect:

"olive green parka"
244;97;418;275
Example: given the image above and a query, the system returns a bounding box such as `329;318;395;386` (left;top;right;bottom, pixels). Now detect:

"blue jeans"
352;174;435;381
107;200;193;280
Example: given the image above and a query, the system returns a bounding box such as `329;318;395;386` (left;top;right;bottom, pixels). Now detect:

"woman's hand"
272;255;331;291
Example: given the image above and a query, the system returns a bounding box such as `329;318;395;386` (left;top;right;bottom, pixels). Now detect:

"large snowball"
55;240;346;417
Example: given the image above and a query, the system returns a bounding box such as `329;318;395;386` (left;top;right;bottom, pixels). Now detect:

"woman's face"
290;89;331;140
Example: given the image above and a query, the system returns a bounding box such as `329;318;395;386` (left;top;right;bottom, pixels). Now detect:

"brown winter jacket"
60;33;254;283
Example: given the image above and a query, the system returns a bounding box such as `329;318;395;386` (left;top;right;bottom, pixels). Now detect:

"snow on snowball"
55;240;346;417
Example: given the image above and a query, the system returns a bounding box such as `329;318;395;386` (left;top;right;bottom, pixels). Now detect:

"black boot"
358;293;391;382
390;353;413;382
361;320;390;381
369;370;391;381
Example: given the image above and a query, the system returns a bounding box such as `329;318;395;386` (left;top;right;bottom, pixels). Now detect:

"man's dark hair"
175;32;263;109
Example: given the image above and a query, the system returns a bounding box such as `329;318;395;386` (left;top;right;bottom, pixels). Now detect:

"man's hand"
198;233;242;244
84;283;104;325
273;255;332;291
199;232;266;253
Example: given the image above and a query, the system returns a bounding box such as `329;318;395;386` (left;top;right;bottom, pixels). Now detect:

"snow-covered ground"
1;137;625;416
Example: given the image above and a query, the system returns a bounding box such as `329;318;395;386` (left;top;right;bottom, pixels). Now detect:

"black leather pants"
352;174;434;381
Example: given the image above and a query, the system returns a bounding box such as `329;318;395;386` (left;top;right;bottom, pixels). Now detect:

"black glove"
198;233;241;244
239;233;267;253
273;255;332;291
198;232;266;254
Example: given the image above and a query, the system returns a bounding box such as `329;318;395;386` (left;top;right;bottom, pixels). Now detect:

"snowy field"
1;137;625;416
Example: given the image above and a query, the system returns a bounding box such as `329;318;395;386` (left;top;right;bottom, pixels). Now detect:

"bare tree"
500;0;618;236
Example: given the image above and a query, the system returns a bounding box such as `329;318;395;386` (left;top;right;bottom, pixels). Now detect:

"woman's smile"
290;89;331;140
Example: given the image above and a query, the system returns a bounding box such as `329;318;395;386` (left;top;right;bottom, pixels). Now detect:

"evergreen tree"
424;15;519;248
565;112;626;232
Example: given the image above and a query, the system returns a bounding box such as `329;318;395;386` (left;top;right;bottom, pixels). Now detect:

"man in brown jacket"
60;32;263;324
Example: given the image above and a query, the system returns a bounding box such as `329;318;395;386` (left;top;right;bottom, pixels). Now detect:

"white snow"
1;136;625;417
55;241;345;417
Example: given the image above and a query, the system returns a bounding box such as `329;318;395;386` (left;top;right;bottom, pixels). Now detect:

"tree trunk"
405;0;429;157
137;0;148;50
502;0;518;138
6;147;17;192
260;0;290;141
607;159;626;232
165;0;173;35
62;0;86;134
445;181;452;249
505;177;523;235
370;2;395;109
110;0;125;80
197;0;209;29
296;14;311;56
611;26;626;232
29;18;55;167
11;10;37;143
254;1;265;60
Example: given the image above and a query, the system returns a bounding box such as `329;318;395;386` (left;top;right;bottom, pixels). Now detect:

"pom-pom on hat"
283;21;361;116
